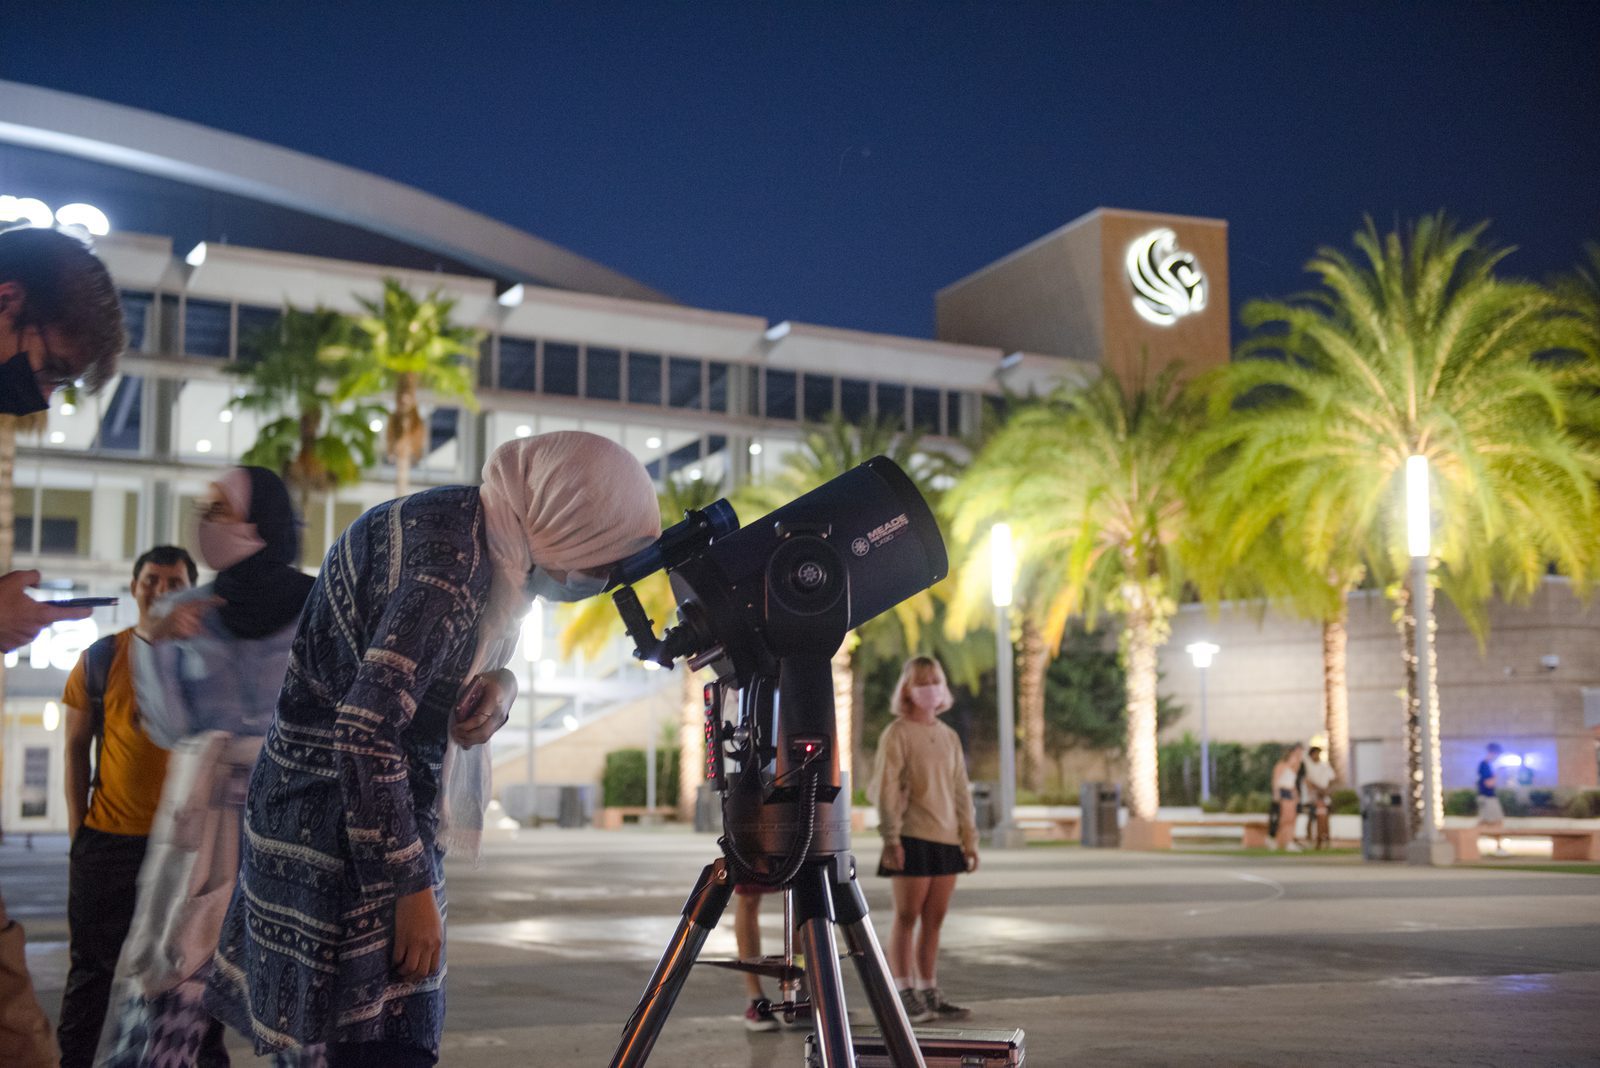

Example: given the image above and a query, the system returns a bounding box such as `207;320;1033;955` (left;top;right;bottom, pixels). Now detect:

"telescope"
607;456;947;1068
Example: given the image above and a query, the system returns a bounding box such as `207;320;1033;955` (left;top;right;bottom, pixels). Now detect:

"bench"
597;806;676;830
1016;816;1080;841
1442;826;1600;862
1166;819;1271;849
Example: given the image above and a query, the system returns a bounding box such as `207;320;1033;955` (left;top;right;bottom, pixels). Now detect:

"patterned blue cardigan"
206;486;491;1054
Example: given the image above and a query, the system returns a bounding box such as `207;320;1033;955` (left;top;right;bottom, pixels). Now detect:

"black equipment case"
804;1027;1026;1067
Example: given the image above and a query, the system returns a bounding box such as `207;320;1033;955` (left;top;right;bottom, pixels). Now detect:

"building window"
586;347;622;401
235;305;282;363
120;291;153;353
803;374;834;423
183;299;231;359
874;382;905;430
765;369;797;421
544;342;580;396
668;357;703;410
912;387;941;435
840;378;870;424
499;337;537;392
707;361;729;413
628;352;663;406
945;392;964;437
99;376;144;453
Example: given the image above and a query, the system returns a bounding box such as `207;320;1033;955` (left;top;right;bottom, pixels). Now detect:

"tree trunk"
1122;588;1161;821
1321;610;1351;786
1018;614;1049;795
677;666;705;821
1393;579;1424;836
392;372;420;498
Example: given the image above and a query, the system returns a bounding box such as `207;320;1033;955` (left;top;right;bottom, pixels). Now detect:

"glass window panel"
840;378;870;423
765;369;796;420
158;295;179;353
499;337;537;392
176;380;240;461
746;366;761;416
98;375;143;453
912;387;941;434
235;305;282;364
803;374;834;423
874;382;906;430
628;352;663;405
945;392;964;437
478;339;495;389
707;361;729;413
668;357;702;410
120;291;152;353
183;299;231;358
425;408;460;470
586;347;621;401
544;342;579;396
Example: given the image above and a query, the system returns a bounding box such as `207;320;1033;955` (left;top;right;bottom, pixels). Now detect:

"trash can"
970;782;998;832
557;784;592;828
1080;782;1121;848
1361;782;1409;861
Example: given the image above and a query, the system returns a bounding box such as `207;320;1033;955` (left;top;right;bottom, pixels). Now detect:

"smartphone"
52;597;120;609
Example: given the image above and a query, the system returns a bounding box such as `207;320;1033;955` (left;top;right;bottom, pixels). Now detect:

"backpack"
82;634;118;794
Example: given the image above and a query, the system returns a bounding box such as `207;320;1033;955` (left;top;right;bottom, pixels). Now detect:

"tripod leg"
610;859;733;1068
834;864;926;1068
792;862;855;1067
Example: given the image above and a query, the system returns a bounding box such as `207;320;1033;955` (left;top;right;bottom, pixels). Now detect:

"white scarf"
441;431;661;856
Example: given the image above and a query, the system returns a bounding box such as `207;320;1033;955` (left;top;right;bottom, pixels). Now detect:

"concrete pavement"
4;829;1597;1065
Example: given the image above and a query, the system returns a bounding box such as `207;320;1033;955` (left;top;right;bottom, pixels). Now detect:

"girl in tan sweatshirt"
872;655;979;1024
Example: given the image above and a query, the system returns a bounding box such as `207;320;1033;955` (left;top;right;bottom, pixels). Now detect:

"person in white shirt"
1301;745;1337;849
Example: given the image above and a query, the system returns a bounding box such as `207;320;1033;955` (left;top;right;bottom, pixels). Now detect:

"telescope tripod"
608;850;926;1068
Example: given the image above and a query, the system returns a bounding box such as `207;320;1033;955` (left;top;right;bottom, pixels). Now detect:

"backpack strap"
83;634;118;793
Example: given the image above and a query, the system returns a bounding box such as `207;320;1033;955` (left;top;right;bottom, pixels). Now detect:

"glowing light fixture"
1186;641;1219;669
562;713;580;731
1406;454;1431;558
53;203;111;236
514;424;532;438
59;401;75;416
645;436;662;449
1126;228;1207;326
688;468;703;481
48;431;65;444
195;439;213;454
185;242;208;267
497;283;525;308
218;409;234;424
0;195;53;228
990;523;1016;609
764;321;792;342
43;701;60;732
368;418;384;433
748;442;763;456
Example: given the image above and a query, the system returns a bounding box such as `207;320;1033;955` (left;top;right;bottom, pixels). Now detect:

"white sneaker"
1286;842;1304;853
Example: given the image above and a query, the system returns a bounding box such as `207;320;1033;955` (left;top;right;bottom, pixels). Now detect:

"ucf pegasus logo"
1125;228;1207;326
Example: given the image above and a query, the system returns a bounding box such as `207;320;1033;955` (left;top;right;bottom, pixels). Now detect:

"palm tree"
1202;215;1600;833
562;472;727;821
330;279;481;497
0;409;47;822
230;306;383;527
948;366;1198;823
740;415;946;784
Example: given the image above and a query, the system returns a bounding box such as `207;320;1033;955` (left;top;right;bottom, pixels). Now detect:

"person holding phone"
872;655;980;1025
57;547;197;1068
205;432;661;1067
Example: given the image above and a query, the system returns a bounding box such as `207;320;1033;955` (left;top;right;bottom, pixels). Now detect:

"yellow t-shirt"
62;628;169;837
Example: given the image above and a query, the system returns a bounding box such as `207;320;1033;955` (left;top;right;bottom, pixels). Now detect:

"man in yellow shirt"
57;546;195;1068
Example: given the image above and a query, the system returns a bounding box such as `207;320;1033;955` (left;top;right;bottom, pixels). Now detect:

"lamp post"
990;524;1026;847
1185;641;1219;803
521;601;543;827
1405;454;1452;865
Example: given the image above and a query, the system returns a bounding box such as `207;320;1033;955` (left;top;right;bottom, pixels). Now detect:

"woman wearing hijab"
203;431;661;1068
96;467;319;1066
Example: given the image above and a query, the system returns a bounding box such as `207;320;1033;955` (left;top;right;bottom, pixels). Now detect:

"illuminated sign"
0;195;111;237
1126;228;1206;326
2;617;101;672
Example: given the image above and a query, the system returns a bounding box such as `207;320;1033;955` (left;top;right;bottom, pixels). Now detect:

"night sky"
3;2;1597;339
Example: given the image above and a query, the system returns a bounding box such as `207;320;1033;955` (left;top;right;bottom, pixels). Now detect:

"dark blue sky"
3;2;1597;339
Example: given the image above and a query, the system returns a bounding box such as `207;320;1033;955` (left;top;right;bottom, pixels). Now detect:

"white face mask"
910;682;950;712
197;519;266;571
525;566;608;603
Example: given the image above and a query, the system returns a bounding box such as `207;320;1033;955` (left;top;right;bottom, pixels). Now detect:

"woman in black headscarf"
97;466;320;1067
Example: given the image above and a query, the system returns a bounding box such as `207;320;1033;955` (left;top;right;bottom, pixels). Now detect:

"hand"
0;571;90;653
149;596;224;642
964;848;980;873
451;669;515;748
392;887;442;983
883;842;905;871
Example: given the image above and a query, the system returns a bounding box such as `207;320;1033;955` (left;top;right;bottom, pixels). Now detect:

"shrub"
1495;788;1528;818
1528;789;1557;814
1565;790;1600;819
602;747;679;808
1200;797;1225;814
1443;788;1479;817
1329;788;1360;815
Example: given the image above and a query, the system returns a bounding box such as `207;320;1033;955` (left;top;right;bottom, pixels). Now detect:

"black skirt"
878;835;967;878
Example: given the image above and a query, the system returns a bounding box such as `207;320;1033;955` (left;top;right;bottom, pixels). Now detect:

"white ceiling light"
59;401;75;416
497;283;525;308
748;442;763;456
218;409;234;423
195;439;213;453
185;242;208;267
645;436;662;449
48;431;65;444
514;424;532;438
369;418;384;433
688;468;703;481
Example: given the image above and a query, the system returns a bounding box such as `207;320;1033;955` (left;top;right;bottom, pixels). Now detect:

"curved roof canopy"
0;79;668;303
